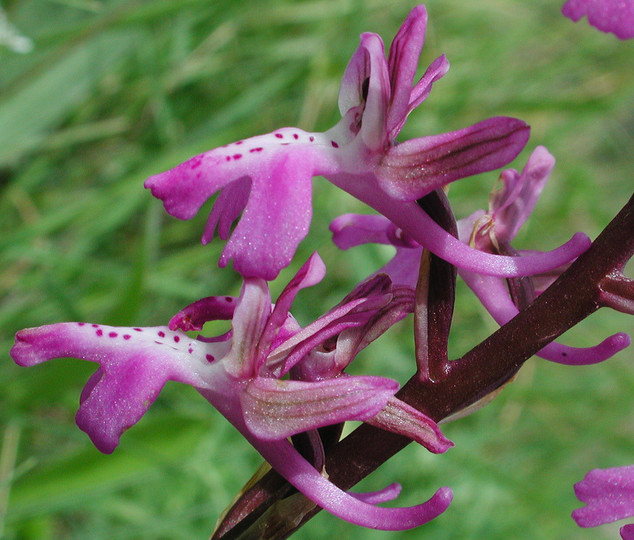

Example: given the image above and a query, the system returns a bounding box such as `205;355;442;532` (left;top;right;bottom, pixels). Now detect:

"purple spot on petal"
309;136;315;142
331;140;339;148
154;341;162;345
225;296;233;302
189;156;203;170
293;133;299;140
96;329;103;337
174;335;180;343
123;335;131;340
249;147;263;153
275;133;283;139
188;348;193;354
78;322;85;326
92;324;99;328
158;331;165;338
133;328;142;332
233;154;242;160
225;156;231;162
206;354;215;362
108;332;118;338
235;140;243;145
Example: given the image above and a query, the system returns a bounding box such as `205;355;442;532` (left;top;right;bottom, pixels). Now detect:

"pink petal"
240;375;399;440
386;5;428;137
562;0;634;39
573;466;634;527
222;279;271;379
357;33;392;151
366;396;454;454
490;146;555;243
376;117;530;201
145;129;336;280
11;323;218;453
256;252;326;364
168;295;237;332
330;212;422;288
405;55;450;122
330;213;394;249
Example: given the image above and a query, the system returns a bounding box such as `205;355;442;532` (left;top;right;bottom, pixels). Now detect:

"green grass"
0;0;632;538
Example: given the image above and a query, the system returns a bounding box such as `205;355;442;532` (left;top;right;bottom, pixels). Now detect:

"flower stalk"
213;193;634;540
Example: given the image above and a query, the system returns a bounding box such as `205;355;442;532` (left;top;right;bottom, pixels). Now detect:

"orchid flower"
573;466;634;540
10;253;453;530
330;147;630;366
562;0;634;39
145;4;589;281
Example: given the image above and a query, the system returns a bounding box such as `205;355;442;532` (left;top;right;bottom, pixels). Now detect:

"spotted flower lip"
145;4;590;281
329;146;630;366
10;252;453;531
572;465;634;540
562;0;634;39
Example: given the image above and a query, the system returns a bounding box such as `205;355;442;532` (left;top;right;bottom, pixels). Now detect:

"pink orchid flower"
330;147;630;366
145;5;589;280
573;465;634;540
10;253;453;531
562;0;634;39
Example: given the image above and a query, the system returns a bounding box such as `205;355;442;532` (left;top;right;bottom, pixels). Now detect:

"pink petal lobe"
240;375;399;440
366;396;454;454
11;323;216;453
257;252;326;362
376;117;530;201
222;279;271;379
169;295;237;332
562;0;634;39
386;5;428;136
145;129;333;280
573;466;634;527
490;145;555;243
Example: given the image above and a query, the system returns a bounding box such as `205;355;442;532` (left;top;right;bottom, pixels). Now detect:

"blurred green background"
0;0;632;538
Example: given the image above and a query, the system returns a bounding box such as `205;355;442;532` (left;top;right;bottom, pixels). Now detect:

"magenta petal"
490;146;555;243
387;53;451;139
257;253;326;361
357;33;392;151
330;213;394;249
222;279;271;378
406;54;450;120
366;397;453;454
240;375;399;440
622;524;634;540
573;466;634;527
268;294;387;376
168;295;237;332
386;4;428;137
145;129;329;280
11;323;213;453
253;437;453;530
376;117;530;201
562;0;634;39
